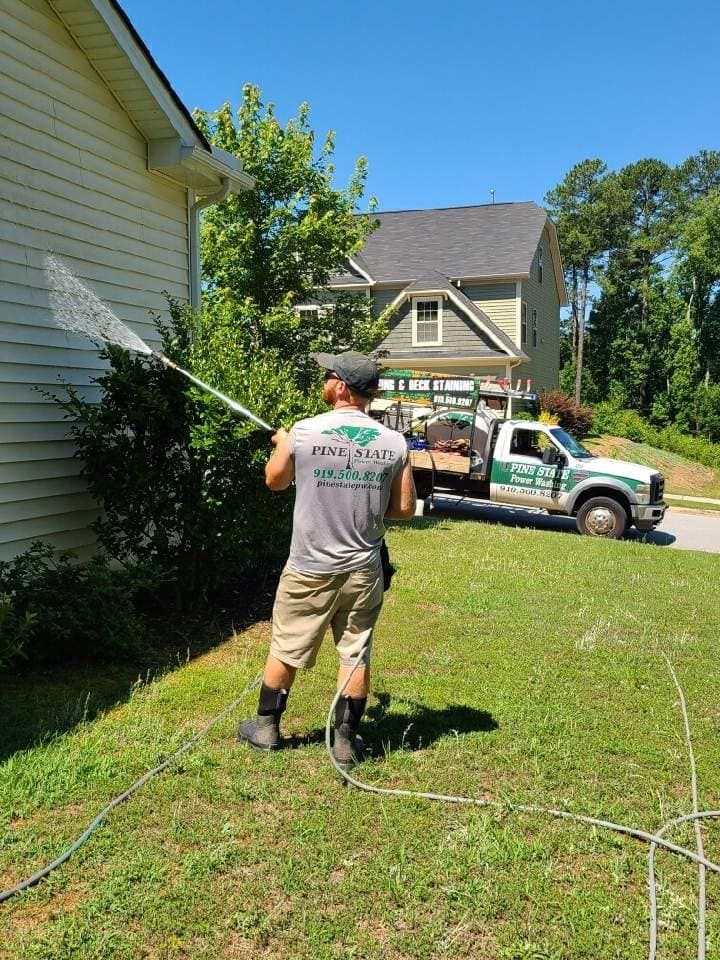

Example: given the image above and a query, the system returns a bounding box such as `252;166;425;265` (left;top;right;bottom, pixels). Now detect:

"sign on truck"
371;370;666;539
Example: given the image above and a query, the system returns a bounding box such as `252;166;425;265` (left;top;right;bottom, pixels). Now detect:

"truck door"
490;425;569;507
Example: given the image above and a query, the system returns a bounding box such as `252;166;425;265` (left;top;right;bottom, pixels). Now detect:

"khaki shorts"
270;561;384;669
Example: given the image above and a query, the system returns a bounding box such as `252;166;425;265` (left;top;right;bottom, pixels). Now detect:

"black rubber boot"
237;684;289;750
333;695;367;770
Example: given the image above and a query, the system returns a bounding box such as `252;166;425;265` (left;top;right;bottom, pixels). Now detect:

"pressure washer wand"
152;352;275;433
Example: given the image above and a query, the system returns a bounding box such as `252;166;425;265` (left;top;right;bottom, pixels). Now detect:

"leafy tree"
675;190;720;383
674;150;720;209
609;158;676;329
695;381;720;441
551;149;720;437
545;160;619;404
49;89;388;610
194;85;376;315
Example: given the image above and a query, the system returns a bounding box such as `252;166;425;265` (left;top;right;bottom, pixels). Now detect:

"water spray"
44;255;275;433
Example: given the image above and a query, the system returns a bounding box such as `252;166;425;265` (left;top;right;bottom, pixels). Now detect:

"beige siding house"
327;203;567;395
0;0;253;561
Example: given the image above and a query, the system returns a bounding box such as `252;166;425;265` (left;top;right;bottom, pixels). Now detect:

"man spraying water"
237;351;417;768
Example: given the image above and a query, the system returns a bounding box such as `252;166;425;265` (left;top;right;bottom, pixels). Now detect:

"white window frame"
411;296;443;347
532;308;538;347
538;246;544;284
521;302;528;345
294;304;319;317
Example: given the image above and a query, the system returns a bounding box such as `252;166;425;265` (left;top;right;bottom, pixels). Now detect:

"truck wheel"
575;497;627;539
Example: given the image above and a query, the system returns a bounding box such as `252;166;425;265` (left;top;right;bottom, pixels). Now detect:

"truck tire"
575;497;627;539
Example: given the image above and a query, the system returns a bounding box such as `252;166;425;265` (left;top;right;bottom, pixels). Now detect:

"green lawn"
1;518;719;959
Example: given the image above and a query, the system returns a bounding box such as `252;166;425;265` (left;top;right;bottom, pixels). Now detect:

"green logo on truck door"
492;460;576;499
491;460;643;500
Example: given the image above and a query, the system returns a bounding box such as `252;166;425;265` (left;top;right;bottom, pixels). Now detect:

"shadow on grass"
413;498;677;546
0;576;277;764
293;690;498;755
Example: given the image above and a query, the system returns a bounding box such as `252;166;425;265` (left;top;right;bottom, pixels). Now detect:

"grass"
1;517;719;959
584;435;720;501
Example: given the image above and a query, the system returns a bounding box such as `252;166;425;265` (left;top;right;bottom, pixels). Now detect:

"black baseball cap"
311;350;380;396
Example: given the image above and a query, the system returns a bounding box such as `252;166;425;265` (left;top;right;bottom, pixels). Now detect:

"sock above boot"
258;683;289;717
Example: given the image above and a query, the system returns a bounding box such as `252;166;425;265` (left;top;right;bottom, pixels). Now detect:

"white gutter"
189;178;231;309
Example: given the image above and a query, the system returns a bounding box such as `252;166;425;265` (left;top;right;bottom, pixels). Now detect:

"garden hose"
326;651;720;958
3;648;716;960
326;655;719;869
0;673;262;904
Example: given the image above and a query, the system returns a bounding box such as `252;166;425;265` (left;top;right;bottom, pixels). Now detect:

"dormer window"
295;305;320;320
411;297;443;346
538;246;544;284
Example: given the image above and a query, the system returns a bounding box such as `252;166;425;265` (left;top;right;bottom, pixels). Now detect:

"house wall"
1;0;190;561
371;287;401;317
462;282;517;342
376;297;499;357
519;229;561;393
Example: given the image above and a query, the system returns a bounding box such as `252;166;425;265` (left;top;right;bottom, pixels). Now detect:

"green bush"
592;403;652;443
54;298;384;609
0;544;153;668
696;382;720;442
593;402;720;470
0;593;35;668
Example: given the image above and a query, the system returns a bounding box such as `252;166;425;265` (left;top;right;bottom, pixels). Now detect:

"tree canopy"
546;150;720;439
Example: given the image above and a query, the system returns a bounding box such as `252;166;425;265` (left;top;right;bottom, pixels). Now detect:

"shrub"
54;297;385;609
0;544;153;668
538;390;594;437
696;383;720;442
538;411;560;427
592;403;720;471
592;403;652;443
0;593;35;669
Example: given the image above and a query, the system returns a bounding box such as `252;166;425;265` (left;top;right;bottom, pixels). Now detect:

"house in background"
328;202;567;394
0;0;253;561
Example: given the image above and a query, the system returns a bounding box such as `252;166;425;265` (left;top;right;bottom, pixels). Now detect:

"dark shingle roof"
354;202;549;283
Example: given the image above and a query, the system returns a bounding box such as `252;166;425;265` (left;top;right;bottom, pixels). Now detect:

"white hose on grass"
0;673;262;904
326;651;719;956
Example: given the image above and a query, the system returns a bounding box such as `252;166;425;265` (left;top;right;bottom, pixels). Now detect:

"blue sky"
122;0;719;212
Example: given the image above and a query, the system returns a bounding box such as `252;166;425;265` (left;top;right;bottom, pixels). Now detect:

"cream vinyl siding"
462;282;517;341
519;230;561;392
0;0;190;561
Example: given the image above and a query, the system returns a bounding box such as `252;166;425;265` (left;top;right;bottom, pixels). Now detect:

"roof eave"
50;0;224;158
544;217;569;306
148;141;254;192
377;356;513;367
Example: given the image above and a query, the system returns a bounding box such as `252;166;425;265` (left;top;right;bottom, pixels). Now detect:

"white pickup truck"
372;372;666;539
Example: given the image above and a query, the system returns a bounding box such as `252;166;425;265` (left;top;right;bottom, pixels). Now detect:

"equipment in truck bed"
370;369;537;480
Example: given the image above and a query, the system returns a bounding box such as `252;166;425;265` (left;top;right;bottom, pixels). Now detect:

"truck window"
549;428;592;459
509;428;556;461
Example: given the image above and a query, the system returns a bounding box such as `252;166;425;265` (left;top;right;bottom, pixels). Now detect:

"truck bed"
409;450;471;475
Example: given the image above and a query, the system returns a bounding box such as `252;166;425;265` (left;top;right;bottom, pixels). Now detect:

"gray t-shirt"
287;407;408;574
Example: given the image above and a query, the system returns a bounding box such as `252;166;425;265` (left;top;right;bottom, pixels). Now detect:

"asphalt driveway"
423;496;720;555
